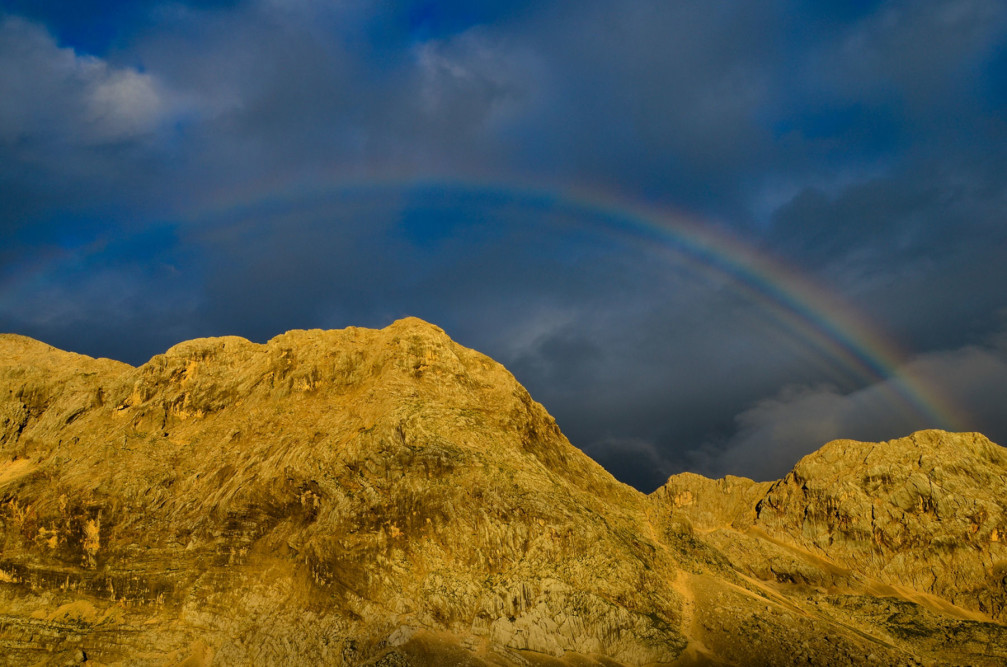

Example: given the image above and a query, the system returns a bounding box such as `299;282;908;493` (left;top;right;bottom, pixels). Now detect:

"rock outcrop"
755;431;1007;615
1;319;1005;665
651;428;1007;665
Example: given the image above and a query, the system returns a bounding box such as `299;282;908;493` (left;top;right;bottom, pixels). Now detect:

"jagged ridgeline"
1;319;1006;666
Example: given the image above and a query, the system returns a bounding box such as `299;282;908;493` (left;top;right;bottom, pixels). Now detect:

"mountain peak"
385;315;448;334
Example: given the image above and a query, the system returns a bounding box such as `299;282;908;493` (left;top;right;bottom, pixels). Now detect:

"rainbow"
4;174;959;431
197;175;969;431
558;186;968;431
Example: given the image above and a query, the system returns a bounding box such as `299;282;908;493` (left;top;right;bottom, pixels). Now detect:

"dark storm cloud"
0;222;202;360
2;1;1007;490
767;156;1007;355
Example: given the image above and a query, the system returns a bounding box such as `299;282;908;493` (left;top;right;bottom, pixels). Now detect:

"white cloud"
84;67;167;141
0;17;177;146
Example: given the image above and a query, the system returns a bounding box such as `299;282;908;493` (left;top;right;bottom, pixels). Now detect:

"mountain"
1;318;1005;666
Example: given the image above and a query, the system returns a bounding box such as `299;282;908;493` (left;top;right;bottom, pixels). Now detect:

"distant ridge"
0;319;1004;665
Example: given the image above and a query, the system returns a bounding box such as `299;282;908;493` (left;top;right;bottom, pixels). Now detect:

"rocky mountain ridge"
1;319;1005;665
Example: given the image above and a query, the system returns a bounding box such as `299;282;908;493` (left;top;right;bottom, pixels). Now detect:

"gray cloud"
766;159;1007;355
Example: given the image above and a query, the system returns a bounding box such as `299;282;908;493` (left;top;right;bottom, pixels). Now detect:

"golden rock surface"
0;318;1004;665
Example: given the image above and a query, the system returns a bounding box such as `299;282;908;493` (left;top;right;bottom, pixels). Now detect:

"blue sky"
2;0;1006;489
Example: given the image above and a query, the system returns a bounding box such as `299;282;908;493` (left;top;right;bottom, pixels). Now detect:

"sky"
1;0;1006;491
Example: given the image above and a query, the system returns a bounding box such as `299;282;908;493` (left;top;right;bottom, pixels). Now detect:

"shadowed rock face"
0;319;1005;666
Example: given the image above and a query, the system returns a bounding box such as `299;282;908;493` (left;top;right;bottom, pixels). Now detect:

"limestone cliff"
1;319;1005;665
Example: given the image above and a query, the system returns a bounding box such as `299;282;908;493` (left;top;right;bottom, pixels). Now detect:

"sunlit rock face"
1;320;1005;665
753;430;1007;619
